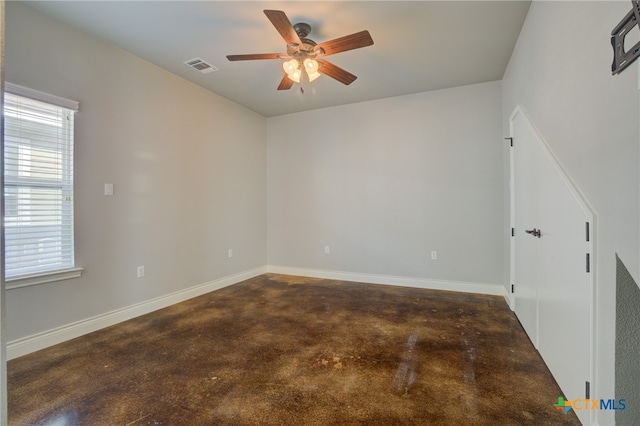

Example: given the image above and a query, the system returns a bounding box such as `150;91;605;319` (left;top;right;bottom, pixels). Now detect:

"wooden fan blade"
316;30;374;56
264;10;302;47
277;74;295;90
316;59;357;85
226;53;281;61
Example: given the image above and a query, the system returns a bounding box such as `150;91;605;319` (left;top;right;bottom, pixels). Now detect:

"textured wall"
616;255;640;425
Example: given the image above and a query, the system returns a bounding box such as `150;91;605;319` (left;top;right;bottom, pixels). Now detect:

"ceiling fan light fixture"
303;58;319;74
228;10;373;91
288;68;302;83
282;59;299;75
307;71;321;82
302;58;321;82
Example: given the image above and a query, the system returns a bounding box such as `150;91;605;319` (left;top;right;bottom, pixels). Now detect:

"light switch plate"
104;183;114;196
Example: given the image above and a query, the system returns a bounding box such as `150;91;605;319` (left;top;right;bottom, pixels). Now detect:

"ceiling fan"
226;10;374;91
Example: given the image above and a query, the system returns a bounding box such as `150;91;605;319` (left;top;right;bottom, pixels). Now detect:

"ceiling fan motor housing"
287;35;323;59
293;22;312;38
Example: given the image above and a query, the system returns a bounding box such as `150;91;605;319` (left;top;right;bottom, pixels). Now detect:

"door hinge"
511;227;515;237
511;284;515;293
586;222;590;242
505;137;513;147
586;381;591;399
586;253;591;273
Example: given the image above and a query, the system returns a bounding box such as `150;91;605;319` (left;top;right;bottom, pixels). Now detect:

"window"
3;83;81;284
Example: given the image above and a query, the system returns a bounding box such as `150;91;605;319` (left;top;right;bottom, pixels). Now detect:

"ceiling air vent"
183;57;218;74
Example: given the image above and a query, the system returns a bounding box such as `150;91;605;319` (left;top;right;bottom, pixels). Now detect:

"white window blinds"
3;85;78;278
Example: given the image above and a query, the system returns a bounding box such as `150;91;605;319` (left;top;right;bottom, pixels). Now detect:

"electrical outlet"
324;246;330;254
137;265;145;278
431;251;438;261
228;249;233;258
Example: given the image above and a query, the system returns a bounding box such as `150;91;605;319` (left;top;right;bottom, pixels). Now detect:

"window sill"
6;267;84;290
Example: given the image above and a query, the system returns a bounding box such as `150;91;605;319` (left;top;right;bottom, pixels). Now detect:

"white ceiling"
25;1;531;117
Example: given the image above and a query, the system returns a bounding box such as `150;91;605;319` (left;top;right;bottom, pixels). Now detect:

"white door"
510;106;594;426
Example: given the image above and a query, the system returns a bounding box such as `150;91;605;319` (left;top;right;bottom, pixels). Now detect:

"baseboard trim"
266;265;503;296
503;285;513;309
8;265;504;360
7;266;267;360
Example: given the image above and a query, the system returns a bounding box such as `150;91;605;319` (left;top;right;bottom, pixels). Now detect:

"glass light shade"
282;59;299;75
287;68;302;83
307;71;321;82
303;58;319;74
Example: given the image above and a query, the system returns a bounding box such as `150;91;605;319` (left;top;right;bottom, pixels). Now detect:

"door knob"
525;228;541;238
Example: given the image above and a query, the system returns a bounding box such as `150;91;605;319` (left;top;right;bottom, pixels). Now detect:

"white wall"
267;81;504;287
502;2;640;424
4;3;267;342
11;4;627;419
4;2;505;354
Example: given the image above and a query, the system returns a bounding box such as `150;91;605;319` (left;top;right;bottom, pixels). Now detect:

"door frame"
508;105;597;425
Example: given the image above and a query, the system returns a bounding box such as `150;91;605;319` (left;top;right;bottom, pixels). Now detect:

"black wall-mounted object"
611;1;640;75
